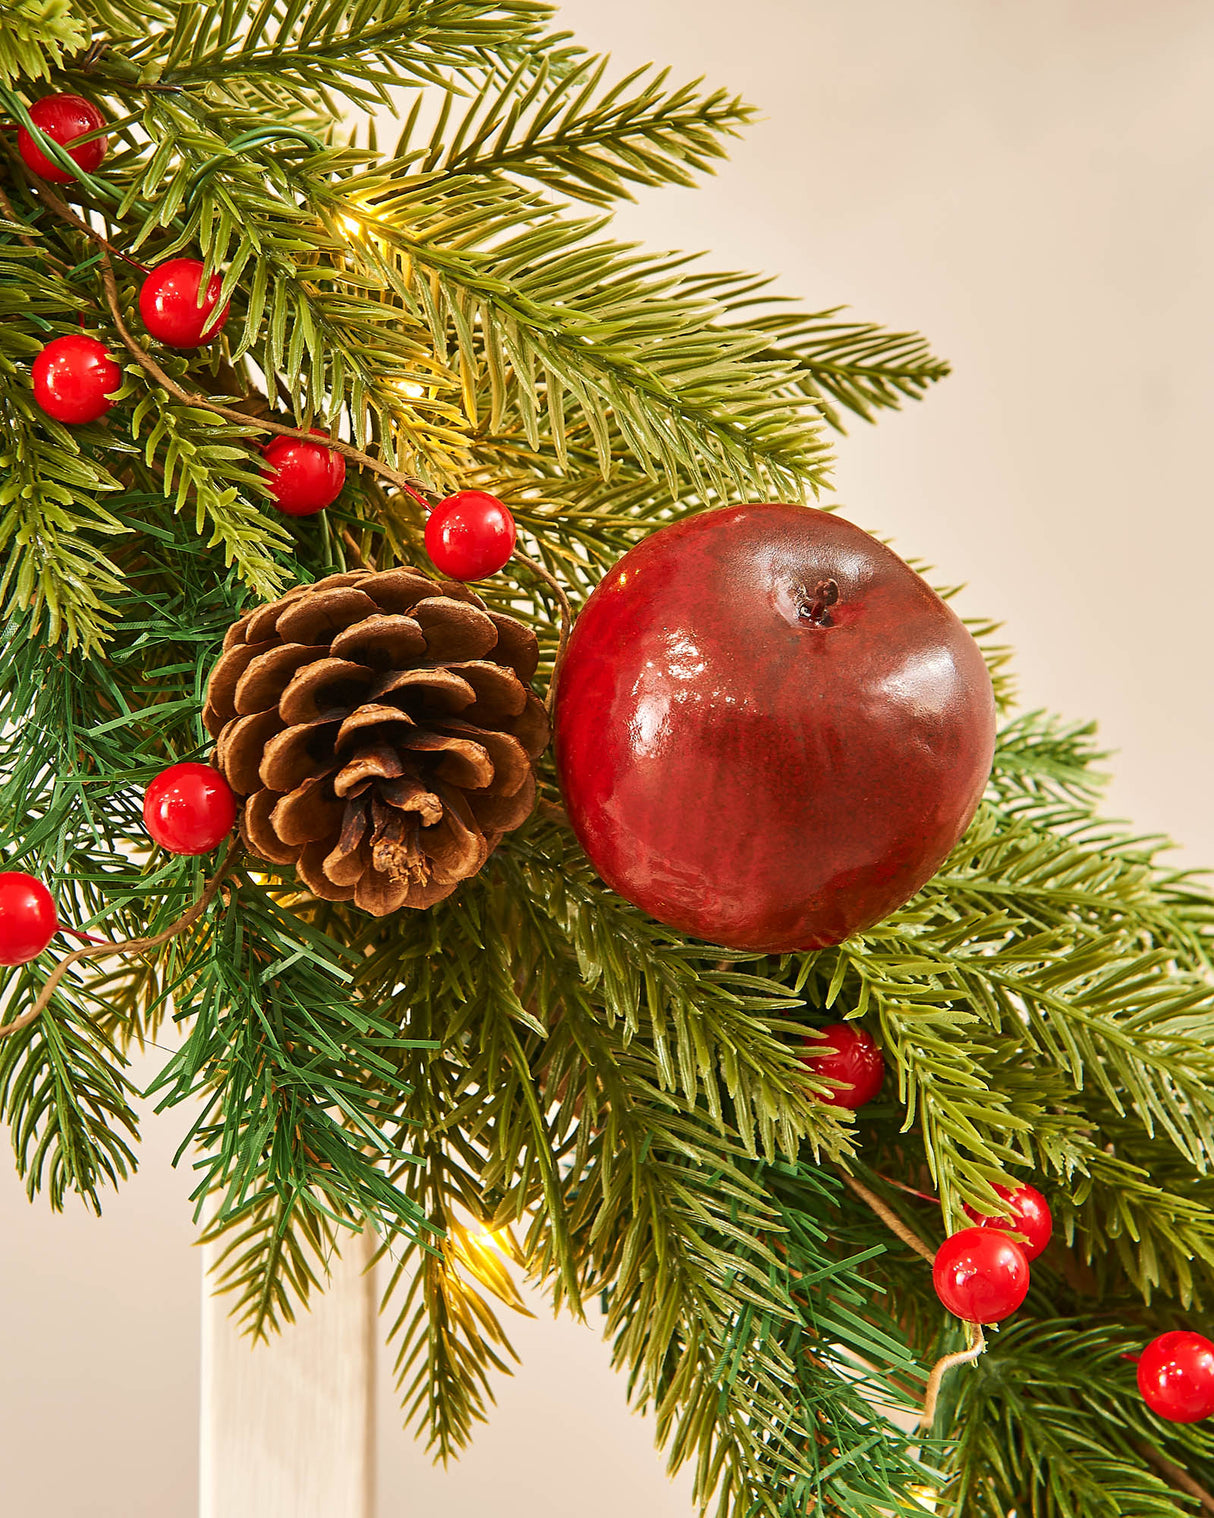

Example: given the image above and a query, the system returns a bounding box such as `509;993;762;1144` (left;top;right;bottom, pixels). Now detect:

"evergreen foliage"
2;2;1212;1514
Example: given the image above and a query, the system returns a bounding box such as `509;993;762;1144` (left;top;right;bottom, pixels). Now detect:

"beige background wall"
2;2;1212;1511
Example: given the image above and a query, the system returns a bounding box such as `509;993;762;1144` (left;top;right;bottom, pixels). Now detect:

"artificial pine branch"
2;5;1213;1516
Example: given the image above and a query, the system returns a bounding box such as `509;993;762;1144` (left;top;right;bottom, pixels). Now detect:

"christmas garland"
2;4;1214;1514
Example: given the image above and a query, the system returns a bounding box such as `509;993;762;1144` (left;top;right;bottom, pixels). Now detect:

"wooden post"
200;1230;376;1518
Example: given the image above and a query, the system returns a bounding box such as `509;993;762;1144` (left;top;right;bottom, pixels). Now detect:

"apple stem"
802;578;839;626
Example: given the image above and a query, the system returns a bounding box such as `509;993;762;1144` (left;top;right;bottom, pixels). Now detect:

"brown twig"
0;182;67;266
0;843;236;1042
91;254;438;503
32;181;152;272
840;1173;937;1263
513;551;573;715
340;526;374;570
918;1324;985;1431
1135;1443;1214;1514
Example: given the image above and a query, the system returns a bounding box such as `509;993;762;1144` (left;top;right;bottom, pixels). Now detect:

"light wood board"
200;1230;376;1518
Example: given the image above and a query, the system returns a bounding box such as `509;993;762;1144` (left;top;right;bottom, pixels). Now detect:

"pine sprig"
419;50;755;206
0;0;87;86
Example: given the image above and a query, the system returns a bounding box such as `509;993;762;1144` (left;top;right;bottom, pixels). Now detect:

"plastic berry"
1137;1332;1214;1423
263;430;346;517
16;94;108;183
0;871;59;967
139;259;231;348
802;1021;884;1109
932;1226;1030;1324
425;490;516;581
143;763;237;855
963;1182;1053;1262
31;334;122;424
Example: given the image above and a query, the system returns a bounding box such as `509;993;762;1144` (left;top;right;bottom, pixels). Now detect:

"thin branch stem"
918;1324;985;1431
340;526;373;570
1135;1442;1214;1514
513;551;572;716
840;1172;937;1263
32;180;152;272
0;843;237;1042
0;183;73;270
92;252;437;502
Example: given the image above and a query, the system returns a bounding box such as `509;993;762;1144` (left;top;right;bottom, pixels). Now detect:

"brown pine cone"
203;568;548;915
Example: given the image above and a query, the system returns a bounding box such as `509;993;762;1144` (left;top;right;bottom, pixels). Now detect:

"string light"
466;1226;506;1256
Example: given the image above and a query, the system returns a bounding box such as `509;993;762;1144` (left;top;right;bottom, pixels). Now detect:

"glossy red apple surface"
554;503;996;951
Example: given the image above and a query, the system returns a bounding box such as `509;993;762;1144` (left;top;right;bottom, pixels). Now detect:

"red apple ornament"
803;1022;884;1108
555;504;996;951
17;94;108;182
0;871;59;966
963;1183;1053;1262
933;1227;1030;1324
1138;1332;1214;1423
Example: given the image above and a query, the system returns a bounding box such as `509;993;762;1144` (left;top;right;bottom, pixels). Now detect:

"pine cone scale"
258;720;339;793
234;644;329;717
334;741;409;796
269;777;344;846
369;666;476;708
330;615;428;665
276;587;379;644
279;658;376;724
207;569;547;914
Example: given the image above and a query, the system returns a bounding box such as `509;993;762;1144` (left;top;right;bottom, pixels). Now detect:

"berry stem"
839;1172;936;1263
513;550;572;716
1134;1444;1214;1514
29;180;151;272
0;841;237;1042
93;256;436;501
874;1173;942;1206
58;926;107;946
400;480;435;512
918;1324;985;1431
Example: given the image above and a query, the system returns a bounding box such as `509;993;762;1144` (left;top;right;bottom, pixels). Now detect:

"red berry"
31;334;122;424
0;871;59;966
1138;1332;1214;1423
802;1021;884;1108
16;95;108;183
554;505;995;952
963;1183;1053;1262
143;763;237;855
425;490;516;580
263;430;346;516
138;259;231;348
932;1227;1030;1324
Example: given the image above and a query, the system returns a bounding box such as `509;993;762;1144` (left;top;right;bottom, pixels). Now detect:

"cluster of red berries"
801;1024;1046;1321
18;96;518;578
932;1184;1051;1326
798;1021;1214;1422
0;764;239;968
